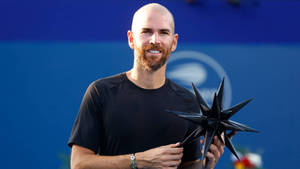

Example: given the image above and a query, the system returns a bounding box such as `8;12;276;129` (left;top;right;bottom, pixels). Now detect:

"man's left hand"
203;131;236;169
203;135;224;169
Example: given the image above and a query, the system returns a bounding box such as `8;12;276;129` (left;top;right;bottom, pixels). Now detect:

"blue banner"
1;42;299;169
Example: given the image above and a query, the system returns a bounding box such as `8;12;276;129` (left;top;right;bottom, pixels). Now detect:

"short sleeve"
68;82;103;153
182;128;202;162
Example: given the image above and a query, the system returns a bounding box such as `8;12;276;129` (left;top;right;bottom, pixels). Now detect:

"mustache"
143;44;163;51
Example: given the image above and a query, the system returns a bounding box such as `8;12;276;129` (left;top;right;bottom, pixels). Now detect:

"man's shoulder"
91;73;125;89
167;79;199;112
167;79;195;99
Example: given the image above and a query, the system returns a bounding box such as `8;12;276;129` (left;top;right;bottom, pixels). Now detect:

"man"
68;3;228;169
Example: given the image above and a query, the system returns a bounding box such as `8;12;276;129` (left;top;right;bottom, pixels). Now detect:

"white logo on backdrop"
167;51;232;109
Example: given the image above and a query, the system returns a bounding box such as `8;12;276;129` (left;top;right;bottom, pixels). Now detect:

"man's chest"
101;90;190;144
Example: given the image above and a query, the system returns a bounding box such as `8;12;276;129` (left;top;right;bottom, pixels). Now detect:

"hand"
136;142;183;169
202;131;236;169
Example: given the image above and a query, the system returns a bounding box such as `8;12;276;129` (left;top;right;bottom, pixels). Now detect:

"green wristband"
130;153;137;169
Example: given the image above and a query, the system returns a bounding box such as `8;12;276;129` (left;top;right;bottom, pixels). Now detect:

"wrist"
135;152;147;169
130;153;137;169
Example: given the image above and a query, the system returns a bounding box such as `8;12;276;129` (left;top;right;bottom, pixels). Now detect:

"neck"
126;64;166;89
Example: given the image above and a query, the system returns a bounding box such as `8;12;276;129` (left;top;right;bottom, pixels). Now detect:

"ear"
127;30;134;50
171;33;178;52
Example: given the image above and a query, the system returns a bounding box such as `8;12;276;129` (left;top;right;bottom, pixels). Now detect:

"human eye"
160;30;170;35
141;29;152;34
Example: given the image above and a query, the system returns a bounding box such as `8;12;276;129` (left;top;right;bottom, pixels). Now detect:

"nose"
150;32;160;44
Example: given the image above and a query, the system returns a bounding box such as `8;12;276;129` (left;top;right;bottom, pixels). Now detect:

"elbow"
71;161;85;169
71;145;95;169
71;161;80;169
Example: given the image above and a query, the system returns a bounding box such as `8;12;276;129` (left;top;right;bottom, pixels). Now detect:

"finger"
170;142;181;148
163;159;182;167
214;136;225;154
212;145;224;162
165;147;184;155
162;159;182;167
220;132;225;144
164;167;178;169
213;136;220;145
215;135;224;146
209;144;221;161
162;152;183;159
205;151;216;168
228;131;237;139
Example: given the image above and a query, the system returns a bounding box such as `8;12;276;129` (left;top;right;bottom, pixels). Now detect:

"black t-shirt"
68;73;201;162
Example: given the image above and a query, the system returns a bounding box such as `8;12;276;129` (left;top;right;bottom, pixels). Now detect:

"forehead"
132;8;174;32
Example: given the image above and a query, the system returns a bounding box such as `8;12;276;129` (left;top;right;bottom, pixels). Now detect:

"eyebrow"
141;28;152;32
141;28;171;33
160;29;171;33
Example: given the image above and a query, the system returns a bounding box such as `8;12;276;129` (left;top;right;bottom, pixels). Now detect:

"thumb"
170;142;181;148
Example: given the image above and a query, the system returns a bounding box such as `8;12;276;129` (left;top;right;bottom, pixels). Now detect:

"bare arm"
71;145;132;169
71;143;183;169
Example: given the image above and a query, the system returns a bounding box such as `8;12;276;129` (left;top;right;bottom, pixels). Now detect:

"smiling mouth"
147;50;161;54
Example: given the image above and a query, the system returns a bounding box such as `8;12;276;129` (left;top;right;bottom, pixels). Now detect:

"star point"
167;78;258;168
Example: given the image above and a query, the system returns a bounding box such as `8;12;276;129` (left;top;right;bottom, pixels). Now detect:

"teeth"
148;50;160;54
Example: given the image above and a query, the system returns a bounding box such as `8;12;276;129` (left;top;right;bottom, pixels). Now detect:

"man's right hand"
71;143;183;169
135;142;183;169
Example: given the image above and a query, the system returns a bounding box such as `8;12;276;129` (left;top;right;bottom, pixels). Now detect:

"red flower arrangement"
231;147;264;169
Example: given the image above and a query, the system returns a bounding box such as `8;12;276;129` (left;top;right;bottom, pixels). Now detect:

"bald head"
131;3;175;34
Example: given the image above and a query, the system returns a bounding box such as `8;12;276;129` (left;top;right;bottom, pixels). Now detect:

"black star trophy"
167;78;258;168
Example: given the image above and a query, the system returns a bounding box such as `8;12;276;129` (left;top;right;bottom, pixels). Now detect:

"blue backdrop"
1;1;300;169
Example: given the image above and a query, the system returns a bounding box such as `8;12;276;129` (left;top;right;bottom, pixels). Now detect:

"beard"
134;43;172;72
